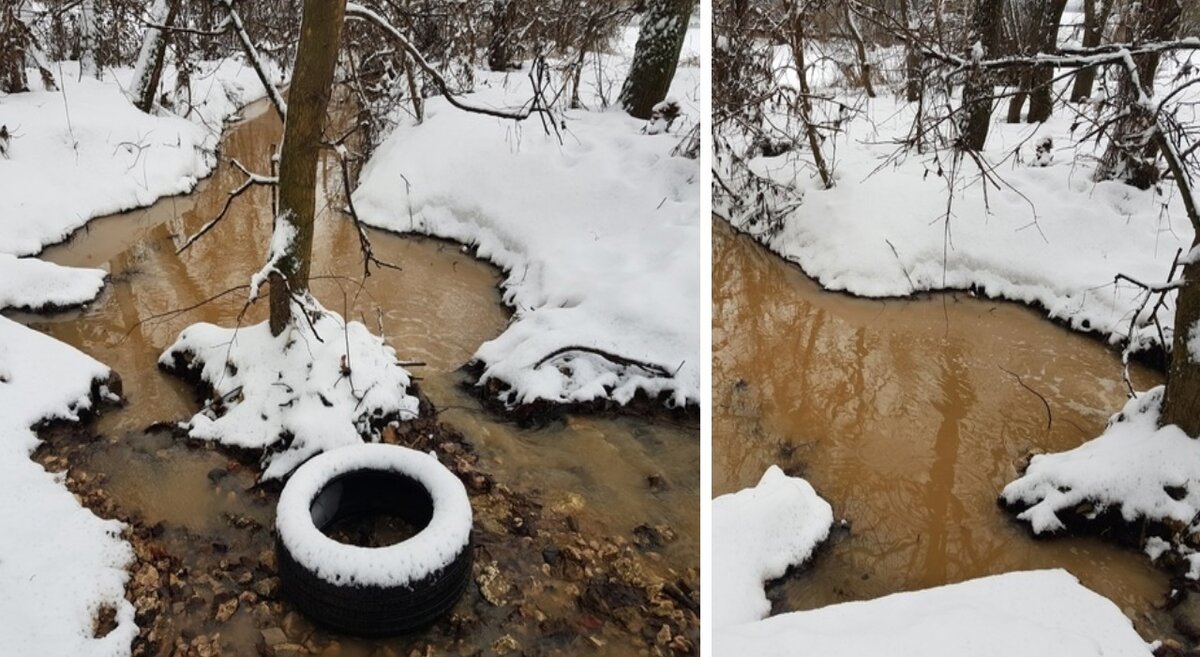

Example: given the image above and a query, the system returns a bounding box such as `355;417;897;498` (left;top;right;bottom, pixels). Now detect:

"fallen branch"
533;346;673;378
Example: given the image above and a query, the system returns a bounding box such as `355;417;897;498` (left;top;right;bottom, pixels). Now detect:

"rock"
213;596;238;623
491;634;519;655
542;546;562;566
281;611;307;639
259;549;278;574
254;577;281;599
1173;595;1200;641
260;627;288;647
656;623;672;645
475;561;511;607
207;467;229;483
134;564;161;591
271;643;308;657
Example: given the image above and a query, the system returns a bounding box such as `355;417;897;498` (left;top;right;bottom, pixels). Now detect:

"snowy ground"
712;465;832;628
721;51;1199;354
0;315;136;657
353;22;701;410
714;569;1153;656
1003;387;1200;578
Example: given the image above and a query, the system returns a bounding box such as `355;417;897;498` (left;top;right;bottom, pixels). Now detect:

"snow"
160;301;421;480
248;213;296;302
0;253;106;311
721;58;1199;353
1002;386;1200;577
0;57;281;258
1189;322;1200;364
352;23;700;410
713;465;833;628
1002;387;1200;533
0;316;136;657
276;443;471;587
714;570;1153;656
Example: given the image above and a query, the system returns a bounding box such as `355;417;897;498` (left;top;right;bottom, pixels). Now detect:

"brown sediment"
712;217;1187;641
34;392;698;657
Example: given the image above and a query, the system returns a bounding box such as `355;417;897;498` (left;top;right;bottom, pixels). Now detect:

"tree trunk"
1164;262;1200;436
1;3;29;93
128;0;179;113
1071;0;1116;102
80;0;98;78
901;0;922;102
1161;131;1200;436
1007;77;1030;123
268;0;346;336
1026;0;1068;122
619;0;697;120
958;0;1004;152
486;0;518;71
844;4;875;97
790;7;833;189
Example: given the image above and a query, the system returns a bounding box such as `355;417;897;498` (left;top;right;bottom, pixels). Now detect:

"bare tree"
127;0;178;112
619;0;697;119
958;0;1005;151
1094;0;1183;187
486;0;519;71
1004;0;1067;123
1069;0;1116;102
0;2;27;94
79;0;98;78
267;0;347;335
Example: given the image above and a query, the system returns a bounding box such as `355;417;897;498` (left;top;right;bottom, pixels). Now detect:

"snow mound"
353;27;700;411
0;316;135;657
160;304;420;480
0;253;107;311
713;465;833;628
714;570;1152;656
1002;387;1200;573
276;443;472;587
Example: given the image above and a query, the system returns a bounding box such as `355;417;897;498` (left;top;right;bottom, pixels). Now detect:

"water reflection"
713;218;1173;638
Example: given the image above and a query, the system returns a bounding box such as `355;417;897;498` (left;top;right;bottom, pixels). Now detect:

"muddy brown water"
15;98;698;655
712;218;1182;640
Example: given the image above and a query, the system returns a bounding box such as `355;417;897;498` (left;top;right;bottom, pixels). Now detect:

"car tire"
275;443;473;636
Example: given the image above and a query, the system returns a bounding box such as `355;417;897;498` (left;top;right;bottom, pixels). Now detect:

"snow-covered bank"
353;26;701;410
721;63;1197;353
712;466;832;628
0;253;107;311
1003;387;1200;578
0;316;135;657
714;570;1153;656
0;58;281;258
160;302;420;480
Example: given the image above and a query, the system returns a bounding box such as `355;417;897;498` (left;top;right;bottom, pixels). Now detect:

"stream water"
712;218;1179;640
15;98;698;655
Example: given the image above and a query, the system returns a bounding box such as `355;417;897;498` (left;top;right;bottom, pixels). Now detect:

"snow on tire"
276;443;473;635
